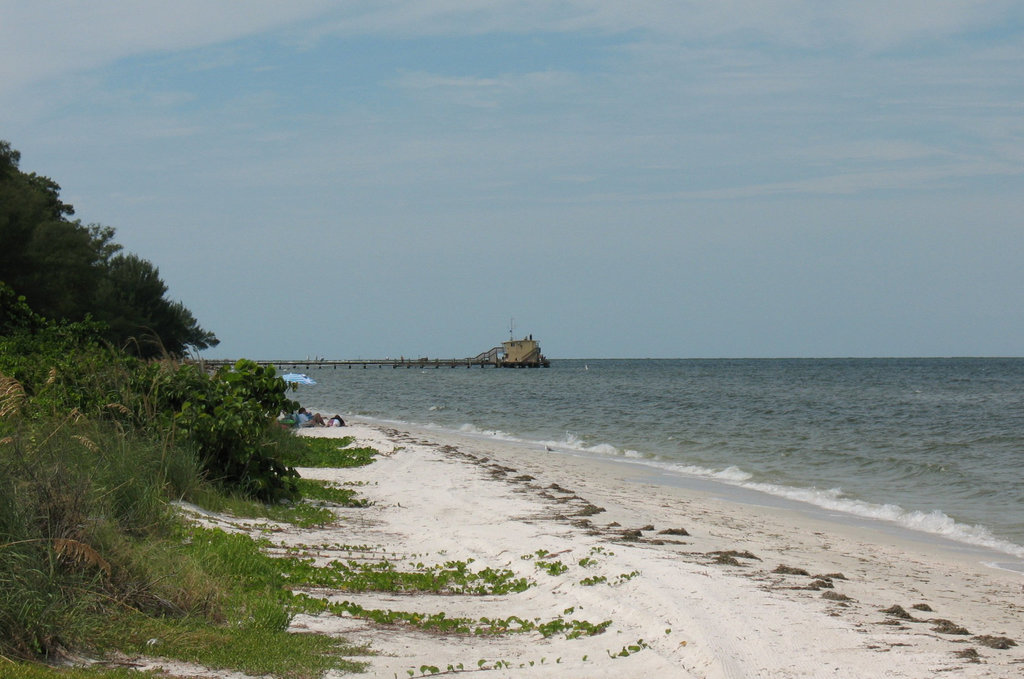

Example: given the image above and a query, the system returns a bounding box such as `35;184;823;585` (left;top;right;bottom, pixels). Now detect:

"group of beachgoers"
279;408;345;428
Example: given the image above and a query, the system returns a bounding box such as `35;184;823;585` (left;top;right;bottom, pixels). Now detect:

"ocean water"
297;358;1024;560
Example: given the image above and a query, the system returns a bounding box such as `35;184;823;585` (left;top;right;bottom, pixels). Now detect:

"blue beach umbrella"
281;373;316;385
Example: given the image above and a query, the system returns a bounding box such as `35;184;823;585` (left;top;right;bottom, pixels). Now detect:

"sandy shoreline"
245;419;1020;678
158;419;1024;678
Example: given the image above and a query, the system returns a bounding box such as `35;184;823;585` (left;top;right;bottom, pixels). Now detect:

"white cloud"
0;1;335;95
389;69;580;114
675;159;1024;200
305;1;1023;52
792;140;950;164
4;0;1021;101
394;73;502;90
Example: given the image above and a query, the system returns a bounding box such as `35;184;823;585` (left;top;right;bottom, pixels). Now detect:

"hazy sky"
3;1;1023;358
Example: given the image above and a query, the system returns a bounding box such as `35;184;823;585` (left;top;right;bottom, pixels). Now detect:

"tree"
0;140;218;356
0;281;42;334
1;143;102;318
94;254;218;357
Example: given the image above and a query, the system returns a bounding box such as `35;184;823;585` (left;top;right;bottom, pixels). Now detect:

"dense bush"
0;301;306;662
175;360;300;502
0;307;301;503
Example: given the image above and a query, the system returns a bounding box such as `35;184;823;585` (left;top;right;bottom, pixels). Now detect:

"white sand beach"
247;420;1022;678
163;419;1024;678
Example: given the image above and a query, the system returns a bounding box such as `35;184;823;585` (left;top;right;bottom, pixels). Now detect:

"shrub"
0;296;318;664
173;360;299;502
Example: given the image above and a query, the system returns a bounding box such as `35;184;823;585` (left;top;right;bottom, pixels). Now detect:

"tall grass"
1;414;368;677
0;414;197;660
0;325;370;676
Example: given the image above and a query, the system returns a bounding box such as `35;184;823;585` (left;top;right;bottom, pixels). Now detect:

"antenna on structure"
509;317;515;341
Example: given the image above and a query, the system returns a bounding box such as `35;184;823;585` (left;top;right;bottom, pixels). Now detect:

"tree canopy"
0;140;217;356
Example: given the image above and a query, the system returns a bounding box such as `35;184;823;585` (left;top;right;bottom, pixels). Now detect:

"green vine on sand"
297;594;610;639
281;557;532;595
608;639;650;659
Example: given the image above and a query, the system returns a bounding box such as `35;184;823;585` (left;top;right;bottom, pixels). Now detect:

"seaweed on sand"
709;550;760;566
881;605;914;620
973;635;1017;649
773;565;810;576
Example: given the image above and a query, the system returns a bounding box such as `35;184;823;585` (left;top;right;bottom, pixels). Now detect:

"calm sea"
297;358;1024;559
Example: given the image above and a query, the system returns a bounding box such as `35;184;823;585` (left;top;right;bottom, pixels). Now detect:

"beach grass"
88;613;366;679
0;413;375;675
1;521;369;677
295;478;371;507
183;484;341;528
277;436;377;468
173;466;372;530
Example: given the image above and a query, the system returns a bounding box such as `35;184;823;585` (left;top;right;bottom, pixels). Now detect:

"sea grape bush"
0;307;305;504
175;359;300;502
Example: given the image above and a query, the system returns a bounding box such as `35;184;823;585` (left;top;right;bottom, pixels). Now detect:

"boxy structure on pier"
499;335;549;368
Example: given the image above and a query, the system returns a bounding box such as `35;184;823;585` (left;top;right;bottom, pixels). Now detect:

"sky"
2;1;1023;359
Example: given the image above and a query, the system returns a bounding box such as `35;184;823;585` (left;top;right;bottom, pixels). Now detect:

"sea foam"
449;422;1024;558
654;461;1024;560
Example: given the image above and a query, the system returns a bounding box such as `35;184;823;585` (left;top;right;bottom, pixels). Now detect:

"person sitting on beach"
328;414;346;427
295;408;327;427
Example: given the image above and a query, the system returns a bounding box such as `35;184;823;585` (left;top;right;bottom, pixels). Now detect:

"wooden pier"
201;356;503;370
199;336;550;371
